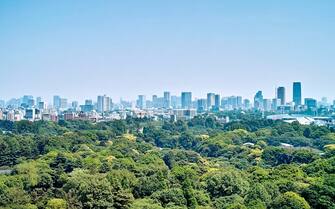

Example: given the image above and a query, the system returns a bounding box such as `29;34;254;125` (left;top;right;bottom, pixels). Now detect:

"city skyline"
1;81;334;107
0;81;334;105
1;1;335;101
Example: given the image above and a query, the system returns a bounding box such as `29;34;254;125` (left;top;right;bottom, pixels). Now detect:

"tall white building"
97;95;111;113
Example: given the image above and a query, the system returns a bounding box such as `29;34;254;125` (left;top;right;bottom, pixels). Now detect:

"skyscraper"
206;93;215;110
181;92;192;109
171;96;181;109
305;98;317;109
254;91;263;110
277;87;286;105
97;95;111;113
152;95;158;108
137;95;146;109
60;98;68;109
163;91;171;108
53;95;61;109
293;82;302;106
214;94;221;109
197;99;207;112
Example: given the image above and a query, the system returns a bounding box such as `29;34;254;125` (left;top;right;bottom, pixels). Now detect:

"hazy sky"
1;0;334;103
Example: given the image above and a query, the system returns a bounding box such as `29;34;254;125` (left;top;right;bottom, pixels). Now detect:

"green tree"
272;192;310;209
204;170;249;198
46;198;67;209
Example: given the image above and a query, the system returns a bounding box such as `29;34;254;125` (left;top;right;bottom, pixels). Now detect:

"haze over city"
1;0;334;102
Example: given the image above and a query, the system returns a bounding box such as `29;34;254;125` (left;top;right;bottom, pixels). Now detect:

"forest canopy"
0;115;334;209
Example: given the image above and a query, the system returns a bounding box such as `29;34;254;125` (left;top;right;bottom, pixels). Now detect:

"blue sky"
0;0;334;103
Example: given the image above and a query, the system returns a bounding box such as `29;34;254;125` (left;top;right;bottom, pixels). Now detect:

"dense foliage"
0;114;334;209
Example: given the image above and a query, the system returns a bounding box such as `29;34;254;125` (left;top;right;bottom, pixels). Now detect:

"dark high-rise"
276;87;286;105
214;94;221;108
181;92;192;109
254;91;263;110
207;93;215;109
163;91;171;108
293;82;302;106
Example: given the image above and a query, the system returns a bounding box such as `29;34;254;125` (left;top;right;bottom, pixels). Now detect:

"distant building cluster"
0;82;334;124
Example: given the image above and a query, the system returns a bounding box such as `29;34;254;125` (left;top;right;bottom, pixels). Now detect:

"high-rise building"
243;99;251;110
305;98;317;109
263;99;272;111
272;98;281;111
137;95;146;109
321;97;328;106
27;98;35;108
80;99;94;112
277;87;286;105
36;97;42;105
197;99;207;112
21;95;33;107
293;82;302;106
85;100;93;105
152;95;158;108
72;101;79;110
97;95;111;112
53;96;61;109
171;96;181;109
254;91;263;110
214;94;221;109
38;102;45;110
181;92;192;109
60;98;68;109
163;91;171;108
207;93;215;110
236;96;243;109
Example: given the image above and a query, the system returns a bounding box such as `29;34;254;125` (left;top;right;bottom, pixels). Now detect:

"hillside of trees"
0;114;334;209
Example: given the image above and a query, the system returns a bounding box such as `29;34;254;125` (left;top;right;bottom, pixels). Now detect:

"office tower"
72;101;79;110
60;98;68;109
276;87;286;105
197;99;207;112
85;100;93;105
53;96;61;109
152;95;158;108
80;99;94;112
21;95;33;106
221;97;228;110
163;91;171;108
181;92;192;109
236;96;243;109
137;95;146;109
254;91;263;110
272;98;281;111
321;97;328;106
97;95;110;113
27;98;35;108
293;82;302;106
36;97;42;104
38;102;45;110
171;96;181;109
305;98;317;109
243;99;251;110
214;94;221;108
207;93;215;110
263;99;272;111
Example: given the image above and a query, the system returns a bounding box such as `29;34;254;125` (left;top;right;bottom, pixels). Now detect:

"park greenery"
0;112;334;209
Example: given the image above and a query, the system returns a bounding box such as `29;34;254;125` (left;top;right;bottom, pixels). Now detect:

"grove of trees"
0;114;334;208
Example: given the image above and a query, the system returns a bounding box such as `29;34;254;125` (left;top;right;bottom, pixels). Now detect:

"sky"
0;0;334;103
